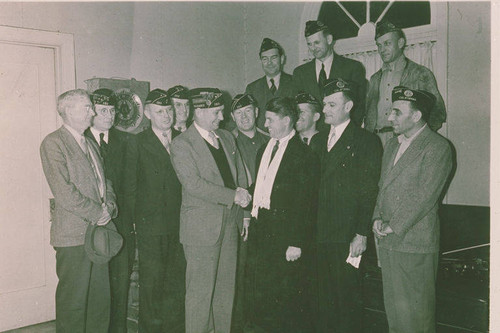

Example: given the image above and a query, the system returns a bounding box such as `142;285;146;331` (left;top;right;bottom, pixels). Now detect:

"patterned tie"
208;131;219;149
99;132;108;158
81;137;104;198
327;127;336;152
270;78;277;95
270;140;280;161
162;132;170;153
319;63;327;91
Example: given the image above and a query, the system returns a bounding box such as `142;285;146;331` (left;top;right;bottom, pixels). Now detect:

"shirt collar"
272;129;295;145
315;52;334;72
398;124;427;144
382;53;406;72
194;121;219;142
330;119;350;138
152;126;171;142
90;127;108;144
64;124;84;142
267;73;281;88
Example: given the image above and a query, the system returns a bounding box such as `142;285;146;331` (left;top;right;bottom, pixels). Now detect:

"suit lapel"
306;61;320;98
142;128;170;159
321;122;356;178
381;127;432;191
216;130;238;183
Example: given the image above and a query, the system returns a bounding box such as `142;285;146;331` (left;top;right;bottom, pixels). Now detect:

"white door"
0;42;59;331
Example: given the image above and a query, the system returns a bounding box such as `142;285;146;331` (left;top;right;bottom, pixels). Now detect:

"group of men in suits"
39;17;452;333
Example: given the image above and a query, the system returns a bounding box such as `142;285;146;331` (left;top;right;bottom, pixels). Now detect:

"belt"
374;126;394;134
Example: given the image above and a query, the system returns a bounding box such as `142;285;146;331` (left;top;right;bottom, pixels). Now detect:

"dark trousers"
379;248;438;333
109;229;135;333
137;233;186;333
246;213;314;333
317;242;363;333
54;245;110;333
232;231;249;332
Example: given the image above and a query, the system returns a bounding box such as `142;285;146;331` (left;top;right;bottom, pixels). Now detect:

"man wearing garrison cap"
293;20;367;127
85;88;136;333
295;92;321;145
372;86;452;333
310;78;382;332
126;88;185;332
168;85;191;132
365;20;446;146
246;38;295;132
170;88;251;333
229;93;269;332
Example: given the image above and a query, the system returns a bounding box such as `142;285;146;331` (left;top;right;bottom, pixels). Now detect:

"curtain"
342;40;436;79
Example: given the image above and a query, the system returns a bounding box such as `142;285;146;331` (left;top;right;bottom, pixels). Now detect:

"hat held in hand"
84;221;123;264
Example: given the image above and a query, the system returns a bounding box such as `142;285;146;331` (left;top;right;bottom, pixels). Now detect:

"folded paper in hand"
346;253;361;269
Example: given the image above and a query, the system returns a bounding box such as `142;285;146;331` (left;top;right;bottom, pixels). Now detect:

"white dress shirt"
327;119;350;150
90;127;109;145
315;53;334;82
266;73;281;90
394;124;427;165
152;126;172;148
194;122;219;148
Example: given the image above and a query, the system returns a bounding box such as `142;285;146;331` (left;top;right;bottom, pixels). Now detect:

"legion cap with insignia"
189;88;224;109
145;88;171;106
167;85;189;100
375;20;403;40
392;86;436;118
91;88;116;106
305;20;330;37
323;78;356;97
260;38;283;56
295;91;321;106
231;93;257;112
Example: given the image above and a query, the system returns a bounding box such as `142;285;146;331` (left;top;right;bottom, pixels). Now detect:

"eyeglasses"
83;104;95;112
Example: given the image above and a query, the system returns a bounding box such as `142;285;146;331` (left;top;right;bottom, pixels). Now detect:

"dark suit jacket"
127;128;182;236
292;54;367;126
310;122;382;244
85;127;135;236
246;72;295;131
253;134;320;249
373;126;452;253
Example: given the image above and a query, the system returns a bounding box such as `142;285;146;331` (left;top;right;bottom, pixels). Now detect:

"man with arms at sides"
246;97;320;332
365;21;446;146
40;89;117;332
170;88;251;333
293;20;367;126
168;85;191;133
246;38;294;132
372;86;452;333
295;92;321;145
229;93;269;332
84;88;135;333
124;89;185;333
310;78;382;332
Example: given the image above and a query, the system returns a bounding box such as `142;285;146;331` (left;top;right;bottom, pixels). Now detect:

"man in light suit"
310;79;382;332
126;89;185;332
170;88;251;333
372;86;452;333
84;88;135;333
293;20;367;126
246;38;295;132
40;89;117;333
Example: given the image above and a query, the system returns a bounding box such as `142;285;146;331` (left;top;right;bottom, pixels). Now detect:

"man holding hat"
246;38;295;132
168;85;191;132
85;88;135;333
229;92;269;332
170;88;250;333
365;20;446;146
310;78;382;332
295;92;321;145
293;20;367;126
40;89;117;332
372;86;452;333
126;88;185;332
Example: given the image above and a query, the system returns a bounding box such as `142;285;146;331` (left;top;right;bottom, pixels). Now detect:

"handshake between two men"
234;187;251;208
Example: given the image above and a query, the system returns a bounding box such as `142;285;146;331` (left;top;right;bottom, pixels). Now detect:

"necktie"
270;140;280;161
270;78;277;95
208;131;219;149
162;132;170;153
319;63;327;90
99;132;108;158
81;137;104;198
302;136;309;145
327;127;336;152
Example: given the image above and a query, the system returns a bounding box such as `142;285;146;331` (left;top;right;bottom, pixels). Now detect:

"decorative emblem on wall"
114;88;144;133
